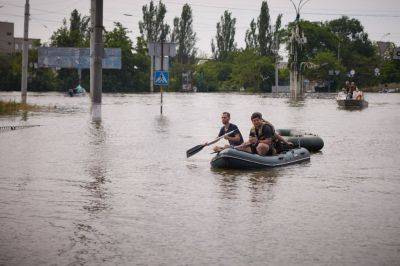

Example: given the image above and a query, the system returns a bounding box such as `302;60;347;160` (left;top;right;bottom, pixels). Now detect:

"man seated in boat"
211;112;244;152
237;112;292;156
342;81;350;94
347;82;358;99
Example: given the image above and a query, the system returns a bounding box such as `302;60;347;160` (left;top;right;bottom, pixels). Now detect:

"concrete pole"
21;0;29;104
90;0;103;104
150;56;154;92
78;68;82;85
160;42;164;114
274;38;279;92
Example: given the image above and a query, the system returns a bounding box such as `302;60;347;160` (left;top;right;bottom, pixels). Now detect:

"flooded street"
1;92;400;265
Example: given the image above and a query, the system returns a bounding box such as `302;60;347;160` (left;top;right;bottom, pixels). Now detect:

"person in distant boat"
347;82;358;99
343;80;351;94
237;112;292;156
210;112;244;152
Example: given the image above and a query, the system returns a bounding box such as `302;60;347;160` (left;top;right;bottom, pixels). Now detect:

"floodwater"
0;92;400;265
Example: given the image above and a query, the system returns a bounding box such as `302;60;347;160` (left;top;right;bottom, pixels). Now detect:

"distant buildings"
0;21;40;55
376;41;394;58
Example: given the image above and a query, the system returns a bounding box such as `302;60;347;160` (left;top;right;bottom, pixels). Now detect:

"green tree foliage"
0;54;20;91
326;16;376;77
139;0;170;43
245;1;283;59
304;51;345;89
0;50;57;91
245;19;258;50
50;9;90;47
230;49;275;91
194;50;275;92
211;10;237;60
50;9;90;91
258;1;273;56
102;22;149;92
380;45;400;83
171;4;197;64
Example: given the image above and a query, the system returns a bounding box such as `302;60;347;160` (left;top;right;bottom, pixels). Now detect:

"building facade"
0;21;15;54
0;21;40;55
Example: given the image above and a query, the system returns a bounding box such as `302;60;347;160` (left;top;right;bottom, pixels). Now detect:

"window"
29;44;32;49
7;32;12;36
8;42;11;45
15;44;19;49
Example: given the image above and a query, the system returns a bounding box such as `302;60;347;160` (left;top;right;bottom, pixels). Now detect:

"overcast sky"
1;0;399;57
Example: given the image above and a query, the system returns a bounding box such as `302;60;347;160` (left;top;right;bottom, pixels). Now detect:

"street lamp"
289;0;311;99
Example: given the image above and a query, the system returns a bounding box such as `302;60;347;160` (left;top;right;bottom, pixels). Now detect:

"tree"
271;14;284;60
102;22;150;92
230;49;275;91
245;19;258;50
258;1;273;56
305;51;345;89
171;4;197;64
212;10;237;60
246;1;283;58
50;9;90;91
138;0;170;43
50;9;89;47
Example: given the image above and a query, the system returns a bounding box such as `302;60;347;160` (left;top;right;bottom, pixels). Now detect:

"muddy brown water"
1;92;400;265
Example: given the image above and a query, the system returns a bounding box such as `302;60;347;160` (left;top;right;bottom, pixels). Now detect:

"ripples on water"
0;92;400;265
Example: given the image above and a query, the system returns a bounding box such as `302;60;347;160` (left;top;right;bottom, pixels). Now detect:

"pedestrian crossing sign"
154;71;169;86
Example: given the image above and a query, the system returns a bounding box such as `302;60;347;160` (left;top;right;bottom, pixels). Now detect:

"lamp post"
21;0;30;104
289;0;310;99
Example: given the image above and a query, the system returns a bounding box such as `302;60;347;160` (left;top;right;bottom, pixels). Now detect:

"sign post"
149;42;176;114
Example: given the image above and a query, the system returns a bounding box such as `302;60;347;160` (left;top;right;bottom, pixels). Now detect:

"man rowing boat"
209;112;243;152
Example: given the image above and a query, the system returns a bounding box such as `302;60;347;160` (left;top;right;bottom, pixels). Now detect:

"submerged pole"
160;42;164;115
90;0;103;104
21;0;30;104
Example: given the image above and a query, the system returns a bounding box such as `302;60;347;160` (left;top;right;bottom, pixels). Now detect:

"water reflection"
69;120;111;264
213;168;279;203
21;110;28;121
287;98;306;107
247;170;278;204
212;169;240;200
154;115;170;134
83;120;109;214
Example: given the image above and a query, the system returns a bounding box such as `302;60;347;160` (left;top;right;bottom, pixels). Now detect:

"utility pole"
21;0;29;104
274;38;279;92
160;42;164;114
289;0;309;100
90;0;103;104
150;56;154;92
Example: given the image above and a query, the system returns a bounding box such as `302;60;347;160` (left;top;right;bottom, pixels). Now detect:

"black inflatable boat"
210;147;310;169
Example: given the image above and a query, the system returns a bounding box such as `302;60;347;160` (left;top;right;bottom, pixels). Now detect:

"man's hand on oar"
186;129;237;158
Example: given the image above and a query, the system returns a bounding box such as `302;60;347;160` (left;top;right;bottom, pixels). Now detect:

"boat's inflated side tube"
276;129;324;152
211;147;310;169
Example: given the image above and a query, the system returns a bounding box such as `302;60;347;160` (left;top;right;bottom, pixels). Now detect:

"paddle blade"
186;144;205;158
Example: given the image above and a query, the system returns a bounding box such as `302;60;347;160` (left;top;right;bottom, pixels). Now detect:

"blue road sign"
154;71;169;86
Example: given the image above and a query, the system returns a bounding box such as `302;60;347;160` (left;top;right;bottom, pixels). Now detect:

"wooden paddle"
186;129;237;158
